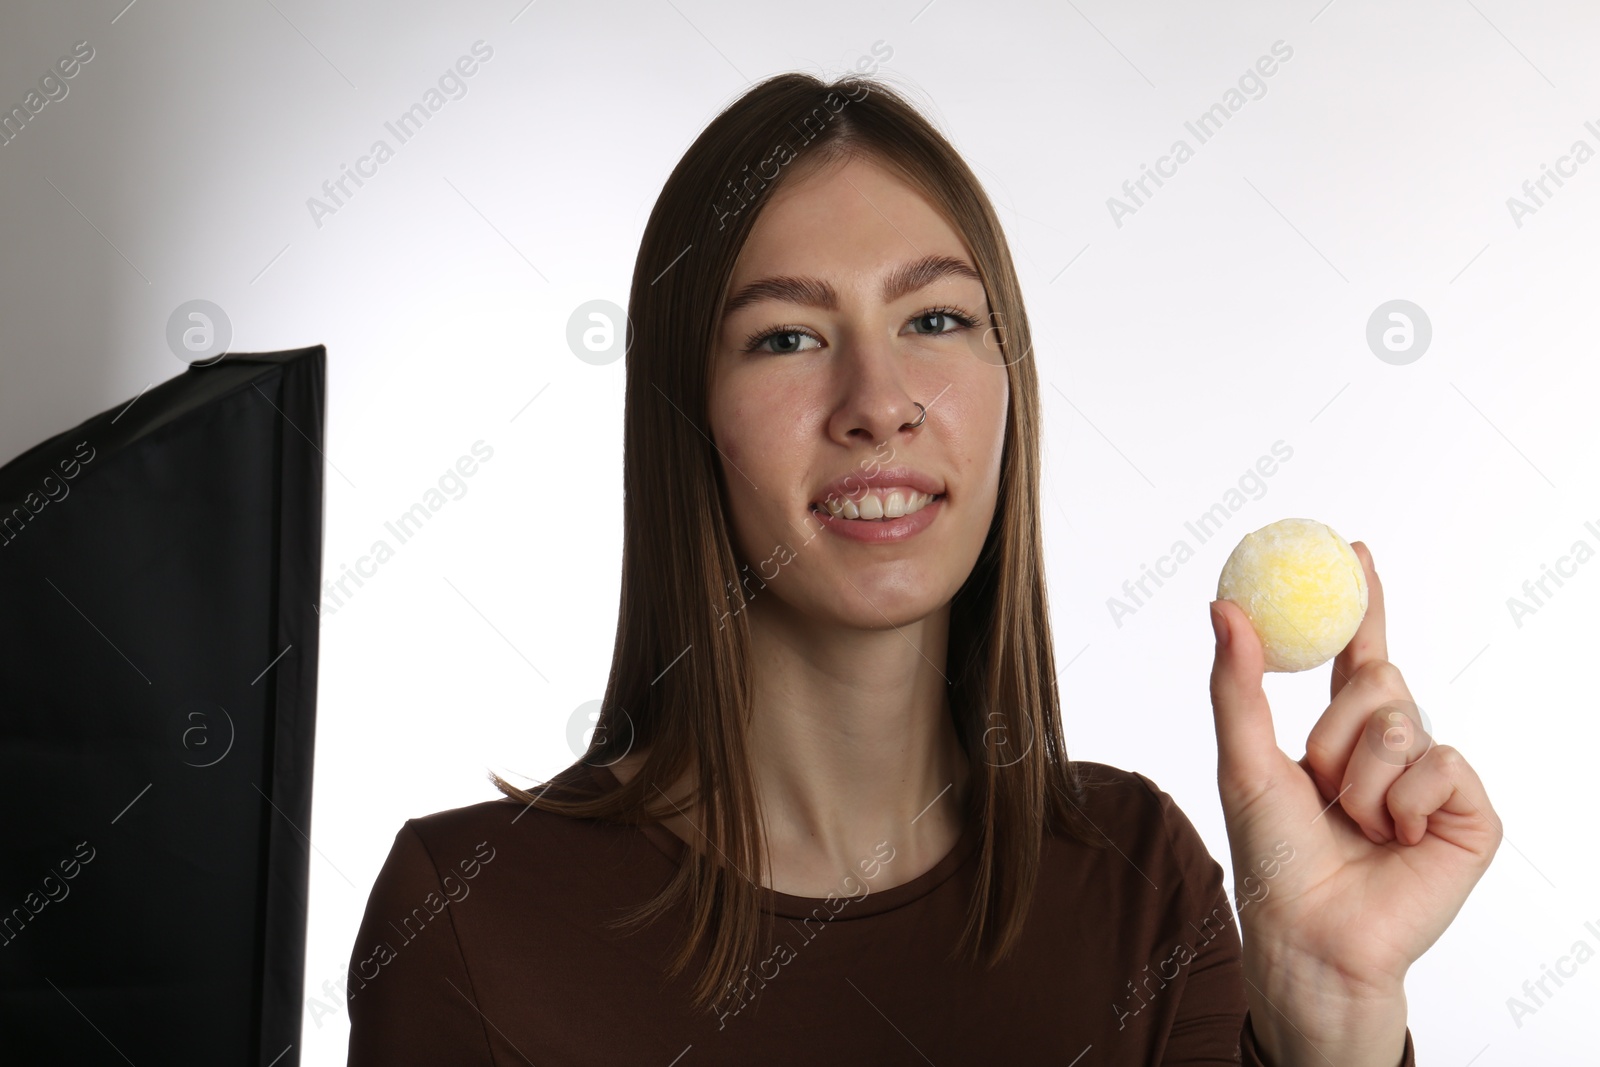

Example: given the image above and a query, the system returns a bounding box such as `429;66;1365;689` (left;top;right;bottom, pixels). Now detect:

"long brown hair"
492;71;1110;1014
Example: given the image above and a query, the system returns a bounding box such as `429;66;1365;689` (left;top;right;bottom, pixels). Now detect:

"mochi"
1216;518;1368;672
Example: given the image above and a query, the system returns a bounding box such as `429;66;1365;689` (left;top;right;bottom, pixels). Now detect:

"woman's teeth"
814;489;938;521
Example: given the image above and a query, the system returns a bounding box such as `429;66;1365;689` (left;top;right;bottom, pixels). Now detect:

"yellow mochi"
1216;518;1368;673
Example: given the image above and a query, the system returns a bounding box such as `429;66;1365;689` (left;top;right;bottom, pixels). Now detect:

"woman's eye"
753;330;820;354
909;311;961;335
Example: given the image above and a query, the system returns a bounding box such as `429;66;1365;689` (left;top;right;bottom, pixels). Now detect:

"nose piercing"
908;401;926;429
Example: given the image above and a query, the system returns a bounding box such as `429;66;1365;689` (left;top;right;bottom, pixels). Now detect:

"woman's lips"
809;466;945;510
808;494;944;543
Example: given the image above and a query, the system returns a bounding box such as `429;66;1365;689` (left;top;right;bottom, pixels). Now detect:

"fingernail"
1364;827;1387;845
1210;603;1230;648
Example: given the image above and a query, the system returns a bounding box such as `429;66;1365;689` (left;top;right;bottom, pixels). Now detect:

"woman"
346;72;1498;1065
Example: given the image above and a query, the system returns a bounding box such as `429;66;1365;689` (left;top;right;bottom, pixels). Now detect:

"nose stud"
907;401;926;429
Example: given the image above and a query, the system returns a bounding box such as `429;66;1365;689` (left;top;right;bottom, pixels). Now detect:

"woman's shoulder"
1066;757;1193;818
381;761;614;868
1058;759;1225;894
346;762;623;1061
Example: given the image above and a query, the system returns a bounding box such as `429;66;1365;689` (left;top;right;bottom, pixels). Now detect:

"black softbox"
0;346;325;1064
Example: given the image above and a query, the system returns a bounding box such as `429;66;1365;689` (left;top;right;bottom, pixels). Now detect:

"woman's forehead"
729;158;974;291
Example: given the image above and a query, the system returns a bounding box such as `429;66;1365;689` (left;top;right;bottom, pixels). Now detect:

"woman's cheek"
732;410;784;470
721;417;761;467
710;403;745;464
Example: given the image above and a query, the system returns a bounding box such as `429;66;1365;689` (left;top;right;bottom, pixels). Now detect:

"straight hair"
492;71;1111;1016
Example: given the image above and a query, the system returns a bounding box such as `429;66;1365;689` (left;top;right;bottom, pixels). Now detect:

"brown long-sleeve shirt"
345;759;1417;1065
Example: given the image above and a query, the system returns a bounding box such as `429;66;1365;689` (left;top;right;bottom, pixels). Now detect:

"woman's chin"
791;576;950;633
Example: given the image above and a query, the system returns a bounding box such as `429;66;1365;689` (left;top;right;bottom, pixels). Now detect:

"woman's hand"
1207;541;1501;1066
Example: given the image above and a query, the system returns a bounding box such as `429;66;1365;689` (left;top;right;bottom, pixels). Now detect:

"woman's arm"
345;822;496;1066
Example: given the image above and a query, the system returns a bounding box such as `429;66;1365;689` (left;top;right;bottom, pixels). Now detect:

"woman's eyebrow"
722;276;838;316
880;254;982;304
721;254;982;318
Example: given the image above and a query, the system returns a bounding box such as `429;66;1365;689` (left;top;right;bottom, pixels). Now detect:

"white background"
2;1;1596;1062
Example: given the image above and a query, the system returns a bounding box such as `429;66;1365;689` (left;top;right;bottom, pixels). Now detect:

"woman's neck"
604;597;974;897
742;598;971;896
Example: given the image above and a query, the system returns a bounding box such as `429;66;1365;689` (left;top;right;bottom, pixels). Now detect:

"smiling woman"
342;73;1446;1066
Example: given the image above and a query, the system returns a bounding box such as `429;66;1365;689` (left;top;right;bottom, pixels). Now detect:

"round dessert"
1216;518;1368;673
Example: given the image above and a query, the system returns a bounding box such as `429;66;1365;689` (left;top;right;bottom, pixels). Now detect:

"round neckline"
584;760;981;920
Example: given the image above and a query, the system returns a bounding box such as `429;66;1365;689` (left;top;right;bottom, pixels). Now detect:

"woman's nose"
825;330;924;444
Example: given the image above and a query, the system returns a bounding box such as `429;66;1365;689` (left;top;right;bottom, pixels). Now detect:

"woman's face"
707;153;1010;630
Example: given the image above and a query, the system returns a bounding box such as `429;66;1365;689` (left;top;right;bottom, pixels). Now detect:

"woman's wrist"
1242;944;1409;1067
